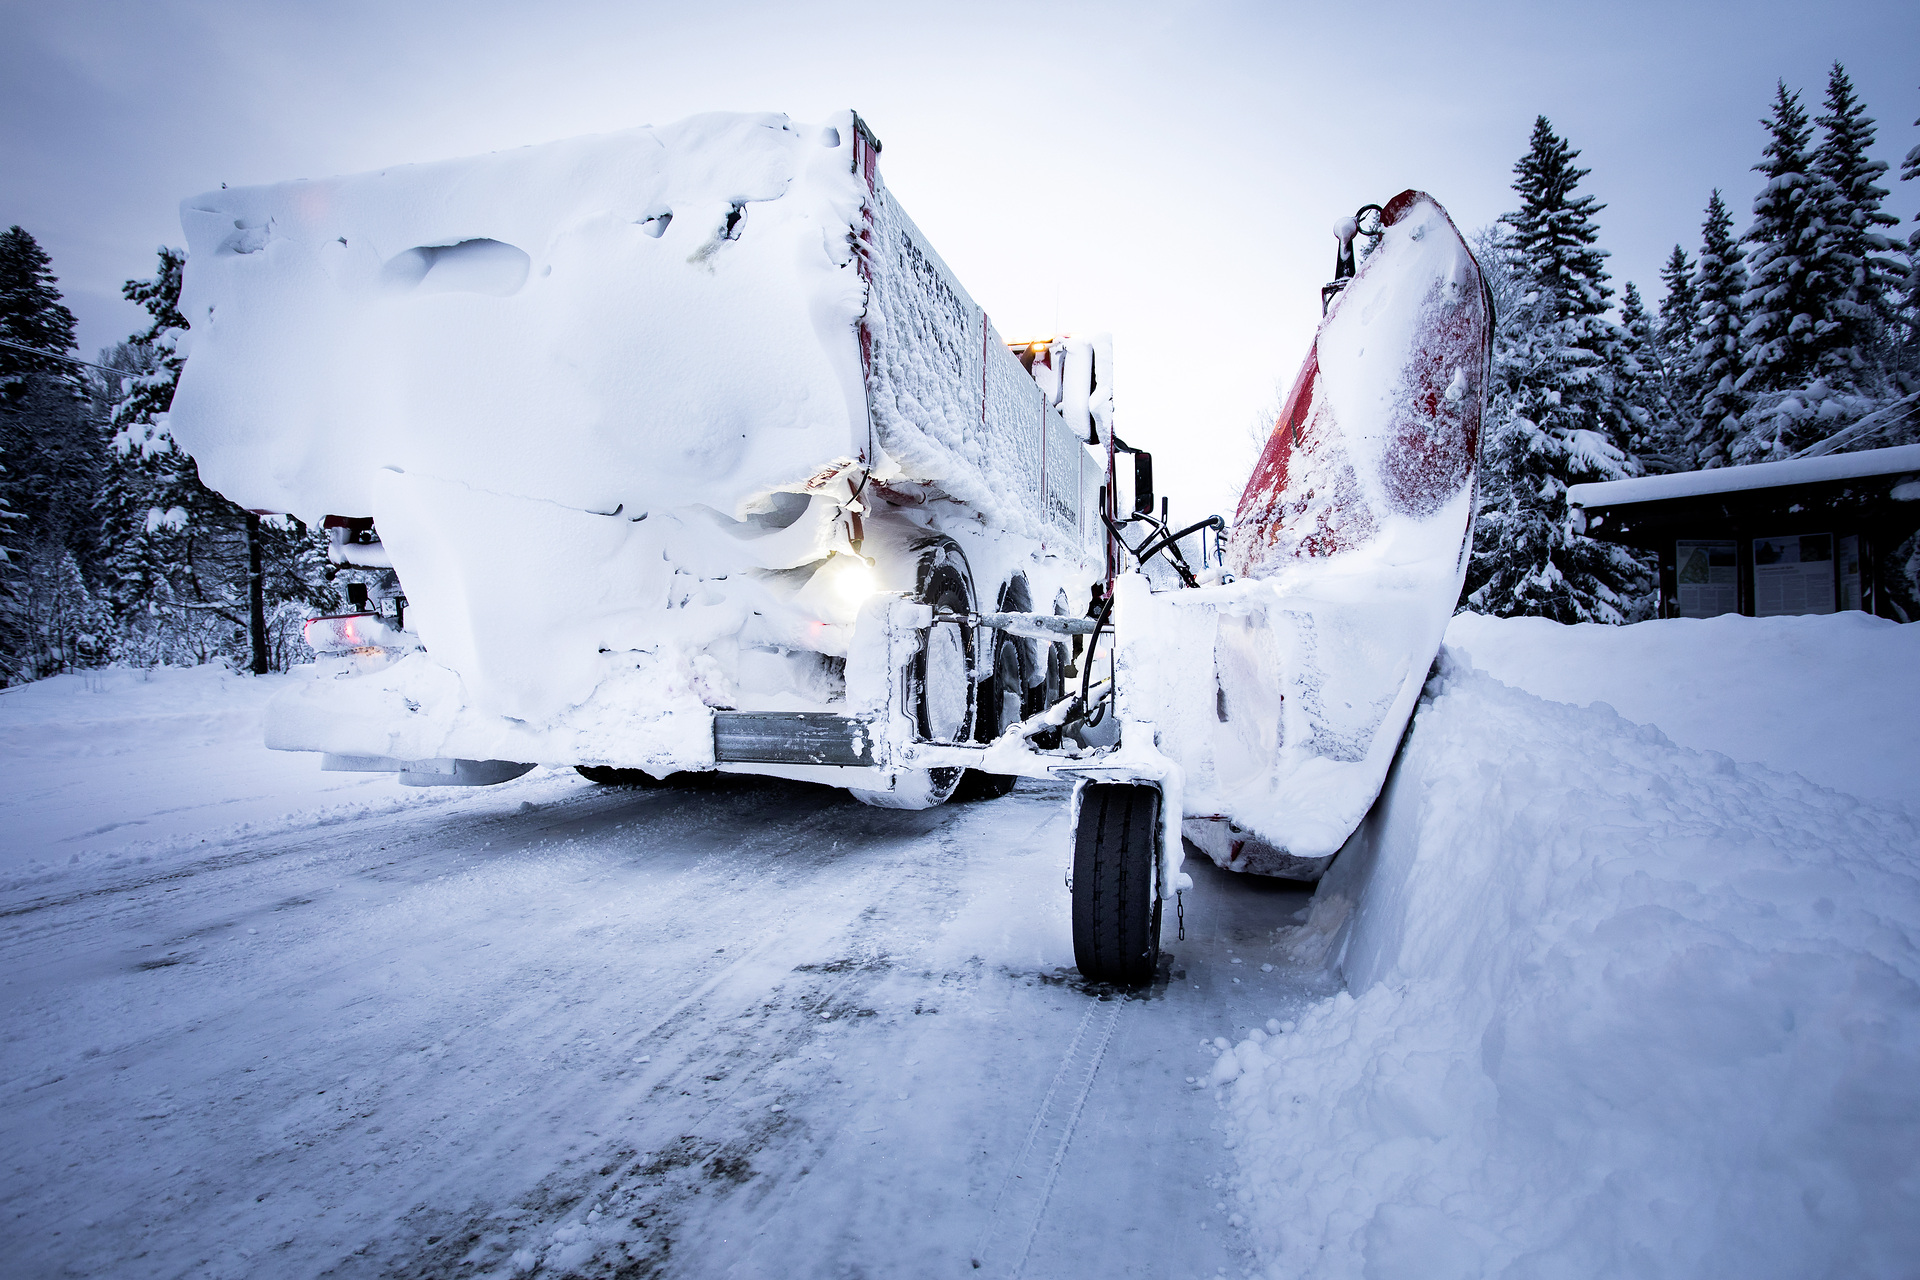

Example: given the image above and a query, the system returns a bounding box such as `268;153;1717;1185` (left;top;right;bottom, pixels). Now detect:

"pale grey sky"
4;0;1915;516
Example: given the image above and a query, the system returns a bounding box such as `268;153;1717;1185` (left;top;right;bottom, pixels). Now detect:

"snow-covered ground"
1217;612;1920;1278
0;667;1312;1280
3;612;1916;1278
1447;610;1920;809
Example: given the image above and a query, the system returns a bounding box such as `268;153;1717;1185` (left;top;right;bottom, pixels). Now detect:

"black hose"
1078;590;1116;712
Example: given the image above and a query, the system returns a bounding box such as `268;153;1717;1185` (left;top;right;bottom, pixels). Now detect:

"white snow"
1216;613;1920;1278
1447;610;1920;810
1569;441;1920;509
0;665;501;892
5;610;1916;1275
0;661;1301;1280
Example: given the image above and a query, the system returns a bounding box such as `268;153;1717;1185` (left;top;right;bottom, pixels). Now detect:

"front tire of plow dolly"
1071;783;1164;987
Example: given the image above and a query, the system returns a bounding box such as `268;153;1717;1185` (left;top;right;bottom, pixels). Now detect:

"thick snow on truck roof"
170;109;1102;542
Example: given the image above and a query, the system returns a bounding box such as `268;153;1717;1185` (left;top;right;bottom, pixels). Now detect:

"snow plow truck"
169;110;1491;986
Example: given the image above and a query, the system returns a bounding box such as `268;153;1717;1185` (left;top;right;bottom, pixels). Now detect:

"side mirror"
1133;451;1154;516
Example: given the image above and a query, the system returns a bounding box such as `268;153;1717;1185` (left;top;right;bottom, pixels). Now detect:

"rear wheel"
575;765;669;786
951;632;1022;802
1071;783;1163;986
850;538;973;810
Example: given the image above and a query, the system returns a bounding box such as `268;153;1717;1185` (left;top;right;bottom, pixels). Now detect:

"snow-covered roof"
1568;443;1920;509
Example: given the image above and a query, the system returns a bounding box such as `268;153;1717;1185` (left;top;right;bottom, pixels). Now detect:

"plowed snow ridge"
1215;614;1920;1280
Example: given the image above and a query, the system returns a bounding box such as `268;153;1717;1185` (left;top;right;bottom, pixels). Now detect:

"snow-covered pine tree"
1737;84;1823;412
1463;117;1650;623
1808;63;1901;387
1900;103;1919;369
0;226;78;406
0;461;22;684
1689;191;1747;467
103;247;336;671
0;226;110;680
1734;70;1913;459
1657;247;1699;357
1656;246;1700;402
1615;281;1675;467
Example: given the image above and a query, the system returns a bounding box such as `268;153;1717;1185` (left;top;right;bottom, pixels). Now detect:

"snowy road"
2;765;1317;1280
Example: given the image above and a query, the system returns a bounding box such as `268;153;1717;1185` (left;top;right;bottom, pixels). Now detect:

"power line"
0;336;136;377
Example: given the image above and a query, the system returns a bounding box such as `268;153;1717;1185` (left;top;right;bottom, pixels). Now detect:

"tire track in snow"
343;794;983;1278
1;777;956;1279
971;996;1124;1278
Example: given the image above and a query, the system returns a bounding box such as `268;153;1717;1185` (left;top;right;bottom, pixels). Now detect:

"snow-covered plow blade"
1036;191;1491;981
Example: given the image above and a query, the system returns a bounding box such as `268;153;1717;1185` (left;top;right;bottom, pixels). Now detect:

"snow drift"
1212;614;1920;1278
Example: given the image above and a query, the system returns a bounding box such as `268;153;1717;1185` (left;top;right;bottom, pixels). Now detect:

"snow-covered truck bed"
169;110;1110;807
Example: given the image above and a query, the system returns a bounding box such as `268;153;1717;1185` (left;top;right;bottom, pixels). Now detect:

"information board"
1753;533;1835;616
1676;540;1738;618
1838;534;1862;612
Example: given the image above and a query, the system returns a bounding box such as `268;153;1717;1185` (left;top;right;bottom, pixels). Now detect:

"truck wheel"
951;634;1021;801
576;765;670;786
912;538;976;749
1071;783;1163;986
850;538;974;811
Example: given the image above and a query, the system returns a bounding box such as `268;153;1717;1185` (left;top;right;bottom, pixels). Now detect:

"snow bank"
1446;611;1920;810
1213;631;1920;1278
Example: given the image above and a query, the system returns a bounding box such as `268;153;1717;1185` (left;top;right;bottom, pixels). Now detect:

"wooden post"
246;512;268;674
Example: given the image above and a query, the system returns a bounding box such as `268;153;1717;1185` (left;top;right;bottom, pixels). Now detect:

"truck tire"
911;538;975;749
1071;783;1163;986
950;633;1021;801
850;538;974;810
575;765;670;786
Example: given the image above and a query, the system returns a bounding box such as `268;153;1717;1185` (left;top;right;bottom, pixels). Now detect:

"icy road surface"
1;737;1316;1279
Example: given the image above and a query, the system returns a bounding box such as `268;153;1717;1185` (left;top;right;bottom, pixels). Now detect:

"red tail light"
304;612;398;653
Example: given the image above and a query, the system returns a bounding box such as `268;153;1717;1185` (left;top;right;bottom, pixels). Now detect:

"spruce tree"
1739;84;1822;396
0;228;109;679
1900;104;1919;365
1657;246;1699;356
102;247;336;670
1807;63;1900;387
1615;281;1673;465
0;461;22;683
1690;191;1747;467
1464;117;1649;622
1646;246;1702;458
0;226;78;405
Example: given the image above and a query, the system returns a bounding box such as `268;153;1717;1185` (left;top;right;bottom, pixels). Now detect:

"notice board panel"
1754;533;1836;616
1676;540;1739;618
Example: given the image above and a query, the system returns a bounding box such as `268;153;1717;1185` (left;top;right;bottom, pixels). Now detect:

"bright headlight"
826;554;878;608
